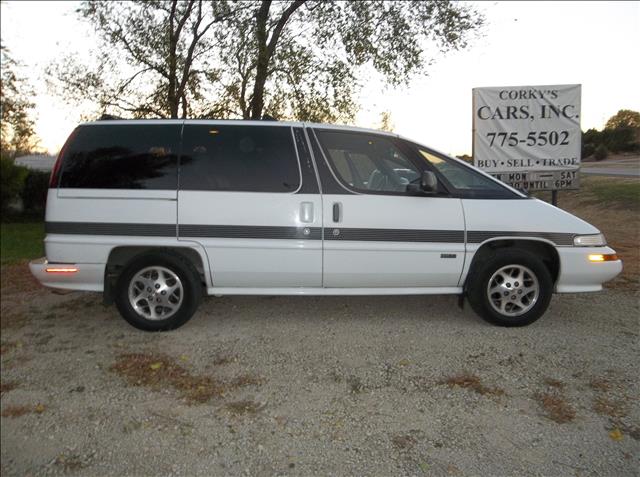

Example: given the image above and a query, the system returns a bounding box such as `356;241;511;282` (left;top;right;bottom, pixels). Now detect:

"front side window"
59;124;180;189
315;129;421;194
180;125;300;193
417;148;518;198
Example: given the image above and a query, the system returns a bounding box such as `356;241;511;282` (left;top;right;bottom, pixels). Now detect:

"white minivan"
30;119;622;330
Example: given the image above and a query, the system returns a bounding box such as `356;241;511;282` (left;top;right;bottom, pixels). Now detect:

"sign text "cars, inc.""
472;85;581;191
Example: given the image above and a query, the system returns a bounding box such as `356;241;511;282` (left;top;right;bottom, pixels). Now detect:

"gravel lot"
1;264;638;477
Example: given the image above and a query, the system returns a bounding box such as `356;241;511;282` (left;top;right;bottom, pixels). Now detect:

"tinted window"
59;124;180;189
315;130;420;194
180;125;300;192
418;149;511;193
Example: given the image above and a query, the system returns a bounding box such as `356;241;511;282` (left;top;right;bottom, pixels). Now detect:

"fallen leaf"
179;355;189;362
398;359;410;367
149;362;163;371
609;428;623;441
34;404;46;414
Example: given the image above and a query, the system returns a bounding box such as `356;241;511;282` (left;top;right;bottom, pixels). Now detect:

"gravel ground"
1;266;639;477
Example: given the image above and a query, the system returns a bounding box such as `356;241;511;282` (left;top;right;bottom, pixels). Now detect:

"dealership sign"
473;84;581;191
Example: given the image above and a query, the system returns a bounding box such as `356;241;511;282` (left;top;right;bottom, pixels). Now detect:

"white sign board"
473;84;581;191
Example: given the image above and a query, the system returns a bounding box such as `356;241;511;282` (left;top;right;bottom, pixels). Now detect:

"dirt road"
1;266;638;476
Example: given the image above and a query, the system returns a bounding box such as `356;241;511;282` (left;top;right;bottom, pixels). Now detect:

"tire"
466;249;553;327
115;251;202;331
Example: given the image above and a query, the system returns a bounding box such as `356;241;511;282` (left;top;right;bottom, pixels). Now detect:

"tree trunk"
168;0;179;118
248;0;304;120
249;0;271;120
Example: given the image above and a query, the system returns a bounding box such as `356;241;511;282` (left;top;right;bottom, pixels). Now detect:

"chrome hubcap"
128;266;183;320
487;265;539;317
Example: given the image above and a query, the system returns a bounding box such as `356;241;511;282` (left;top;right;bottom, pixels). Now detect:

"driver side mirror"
406;170;438;195
420;170;438;193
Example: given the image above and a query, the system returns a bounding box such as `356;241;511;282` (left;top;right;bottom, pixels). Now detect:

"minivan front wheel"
467;249;553;327
115;252;201;331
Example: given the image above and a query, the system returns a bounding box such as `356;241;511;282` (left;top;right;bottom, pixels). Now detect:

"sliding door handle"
299;202;314;223
332;202;342;222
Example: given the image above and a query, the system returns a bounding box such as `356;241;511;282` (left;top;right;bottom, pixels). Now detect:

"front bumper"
555;246;623;293
29;258;105;292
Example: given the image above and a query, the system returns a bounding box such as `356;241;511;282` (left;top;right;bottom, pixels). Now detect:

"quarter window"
180;125;300;192
59;124;180;189
315;130;420;194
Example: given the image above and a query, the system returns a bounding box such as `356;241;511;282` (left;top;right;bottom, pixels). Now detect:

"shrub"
603;127;637;152
0;157;28;214
22;170;50;212
582;128;601;146
582;125;639;155
594;144;608;161
582;143;595;158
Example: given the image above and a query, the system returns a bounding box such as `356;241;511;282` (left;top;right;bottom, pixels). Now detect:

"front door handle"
300;202;314;223
333;202;342;222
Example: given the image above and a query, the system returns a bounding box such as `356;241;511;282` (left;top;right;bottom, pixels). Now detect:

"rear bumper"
29;258;105;292
555;246;623;293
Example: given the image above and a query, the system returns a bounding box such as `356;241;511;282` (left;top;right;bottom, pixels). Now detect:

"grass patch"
0;380;19;394
111;352;262;404
229;374;263;387
589;377;611;392
0;222;44;264
111;353;224;403
212;353;237;366
0;403;45;417
225;400;262;415
346;375;365;394
390;433;419;451
589;181;640;207
593;396;628;418
54;453;86;472
543;378;565;389
535;392;575;423
438;373;505;396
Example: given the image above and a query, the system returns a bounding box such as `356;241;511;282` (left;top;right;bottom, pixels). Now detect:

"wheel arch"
103;246;208;304
463;238;560;290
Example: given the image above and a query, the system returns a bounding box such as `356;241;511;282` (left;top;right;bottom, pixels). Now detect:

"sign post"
472;84;581;203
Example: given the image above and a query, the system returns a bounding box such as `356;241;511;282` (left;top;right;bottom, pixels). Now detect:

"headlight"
574;233;606;246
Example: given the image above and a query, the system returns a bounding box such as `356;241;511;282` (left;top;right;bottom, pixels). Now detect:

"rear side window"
180;125;300;192
58;124;180;189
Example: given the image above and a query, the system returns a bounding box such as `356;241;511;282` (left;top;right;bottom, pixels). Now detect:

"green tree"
50;0;483;122
1;43;37;157
214;0;484;121
49;0;246;118
379;111;394;132
605;109;640;130
0;157;28;213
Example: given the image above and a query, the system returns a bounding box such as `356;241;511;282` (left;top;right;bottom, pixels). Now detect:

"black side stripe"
325;228;464;243
45;222;175;237
467;231;575;246
45;222;575;245
179;225;322;240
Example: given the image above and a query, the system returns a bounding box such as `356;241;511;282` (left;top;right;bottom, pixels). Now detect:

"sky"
1;1;639;156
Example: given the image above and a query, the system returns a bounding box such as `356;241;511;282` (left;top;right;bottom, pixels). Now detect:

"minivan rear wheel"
115;252;201;331
467;249;553;327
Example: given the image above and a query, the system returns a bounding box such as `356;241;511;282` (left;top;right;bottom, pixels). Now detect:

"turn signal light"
45;267;79;273
588;254;618;262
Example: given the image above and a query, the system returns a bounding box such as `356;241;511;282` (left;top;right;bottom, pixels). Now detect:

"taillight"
45;266;79;273
49;128;78;188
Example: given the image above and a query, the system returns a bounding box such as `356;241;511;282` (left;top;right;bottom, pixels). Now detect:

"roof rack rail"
99;114;123;121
